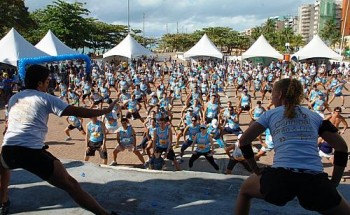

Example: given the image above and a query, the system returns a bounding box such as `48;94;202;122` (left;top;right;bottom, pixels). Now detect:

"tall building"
269;15;299;33
341;0;350;36
298;0;341;43
298;4;315;42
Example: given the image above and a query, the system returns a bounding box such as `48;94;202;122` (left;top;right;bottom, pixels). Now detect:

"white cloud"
25;0;316;37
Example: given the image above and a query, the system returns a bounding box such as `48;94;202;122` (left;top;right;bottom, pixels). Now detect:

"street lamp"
285;42;290;53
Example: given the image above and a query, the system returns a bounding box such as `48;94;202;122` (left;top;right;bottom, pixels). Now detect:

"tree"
86;20;128;53
320;19;341;47
0;0;36;37
28;0;92;49
250;26;262;41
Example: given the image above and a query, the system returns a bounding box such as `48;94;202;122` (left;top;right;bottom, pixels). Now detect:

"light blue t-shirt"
257;105;323;172
3;89;69;149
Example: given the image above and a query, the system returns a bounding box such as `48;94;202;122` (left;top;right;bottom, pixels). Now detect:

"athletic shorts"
240;105;250;111
93;100;103;105
227;159;251;171
116;144;135;152
68;124;84;131
237;85;244;90
205;117;216;124
126;111;142;119
181;140;193;152
86;141;107;159
1;146;58;180
260;167;341;211
334;92;342;97
105;124;118;133
155;147;176;161
224;127;243;135
82;93;91;99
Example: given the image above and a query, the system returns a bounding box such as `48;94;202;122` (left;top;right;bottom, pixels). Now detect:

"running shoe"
109;161;118;166
65;137;72;141
1;200;10;215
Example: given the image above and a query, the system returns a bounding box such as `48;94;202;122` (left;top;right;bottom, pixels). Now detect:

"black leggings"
189;151;219;170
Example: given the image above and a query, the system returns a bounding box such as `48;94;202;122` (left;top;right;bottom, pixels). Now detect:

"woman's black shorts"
260;167;341;212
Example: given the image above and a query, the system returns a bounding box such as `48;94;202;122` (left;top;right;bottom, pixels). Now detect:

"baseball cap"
200;124;207;129
187;107;193;112
191;116;197;121
243;88;248;92
211;119;218;128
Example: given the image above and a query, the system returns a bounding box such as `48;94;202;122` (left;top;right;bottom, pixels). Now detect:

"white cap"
211;119;218;128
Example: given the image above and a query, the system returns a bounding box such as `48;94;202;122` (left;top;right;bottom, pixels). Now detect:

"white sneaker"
109;161;118;166
65;137;72;141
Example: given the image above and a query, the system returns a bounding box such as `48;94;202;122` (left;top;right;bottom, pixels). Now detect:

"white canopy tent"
292;35;342;61
0;28;49;66
35;30;78;56
242;35;283;59
183;34;223;59
103;34;154;59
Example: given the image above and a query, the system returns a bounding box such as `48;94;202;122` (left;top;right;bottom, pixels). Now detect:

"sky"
25;0;316;38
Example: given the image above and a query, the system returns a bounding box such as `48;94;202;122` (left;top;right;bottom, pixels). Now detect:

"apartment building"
342;0;350;36
298;0;342;43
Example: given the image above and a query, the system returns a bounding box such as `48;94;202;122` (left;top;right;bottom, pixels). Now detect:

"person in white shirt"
1;65;118;215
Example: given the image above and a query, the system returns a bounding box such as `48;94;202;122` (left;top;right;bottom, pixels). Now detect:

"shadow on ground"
7;160;350;215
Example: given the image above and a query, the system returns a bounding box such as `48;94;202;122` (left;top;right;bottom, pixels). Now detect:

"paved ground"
7;160;350;215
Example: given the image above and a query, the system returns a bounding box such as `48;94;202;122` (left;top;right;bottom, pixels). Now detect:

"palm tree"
250;26;262;41
291;34;304;52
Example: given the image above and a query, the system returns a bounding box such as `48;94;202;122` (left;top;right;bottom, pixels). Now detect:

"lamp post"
340;0;349;56
285;42;290;54
127;0;130;33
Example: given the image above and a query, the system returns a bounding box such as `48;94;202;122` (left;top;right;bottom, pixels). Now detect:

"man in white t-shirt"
1;65;118;215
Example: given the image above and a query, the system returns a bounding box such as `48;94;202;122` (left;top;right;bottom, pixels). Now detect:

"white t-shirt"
257;105;323;172
3;89;69;149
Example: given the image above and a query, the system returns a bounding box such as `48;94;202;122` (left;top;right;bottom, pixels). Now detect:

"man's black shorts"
155;147;176;161
86;141;107;159
126;111;142;119
68;124;84;131
260;167;341;211
1;145;58;180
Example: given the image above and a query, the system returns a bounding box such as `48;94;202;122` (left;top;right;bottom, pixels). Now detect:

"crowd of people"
2;58;350;171
1;57;350;214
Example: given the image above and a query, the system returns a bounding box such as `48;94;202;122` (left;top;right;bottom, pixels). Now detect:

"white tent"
184;34;223;59
0;28;49;66
242;35;283;59
35;30;78;56
103;34;153;59
292;35;342;61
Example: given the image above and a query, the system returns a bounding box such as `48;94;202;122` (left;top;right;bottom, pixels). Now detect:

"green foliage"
159;27;250;54
251;19;304;53
320;19;341;47
28;0;91;49
0;0;36;37
86;20;128;52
